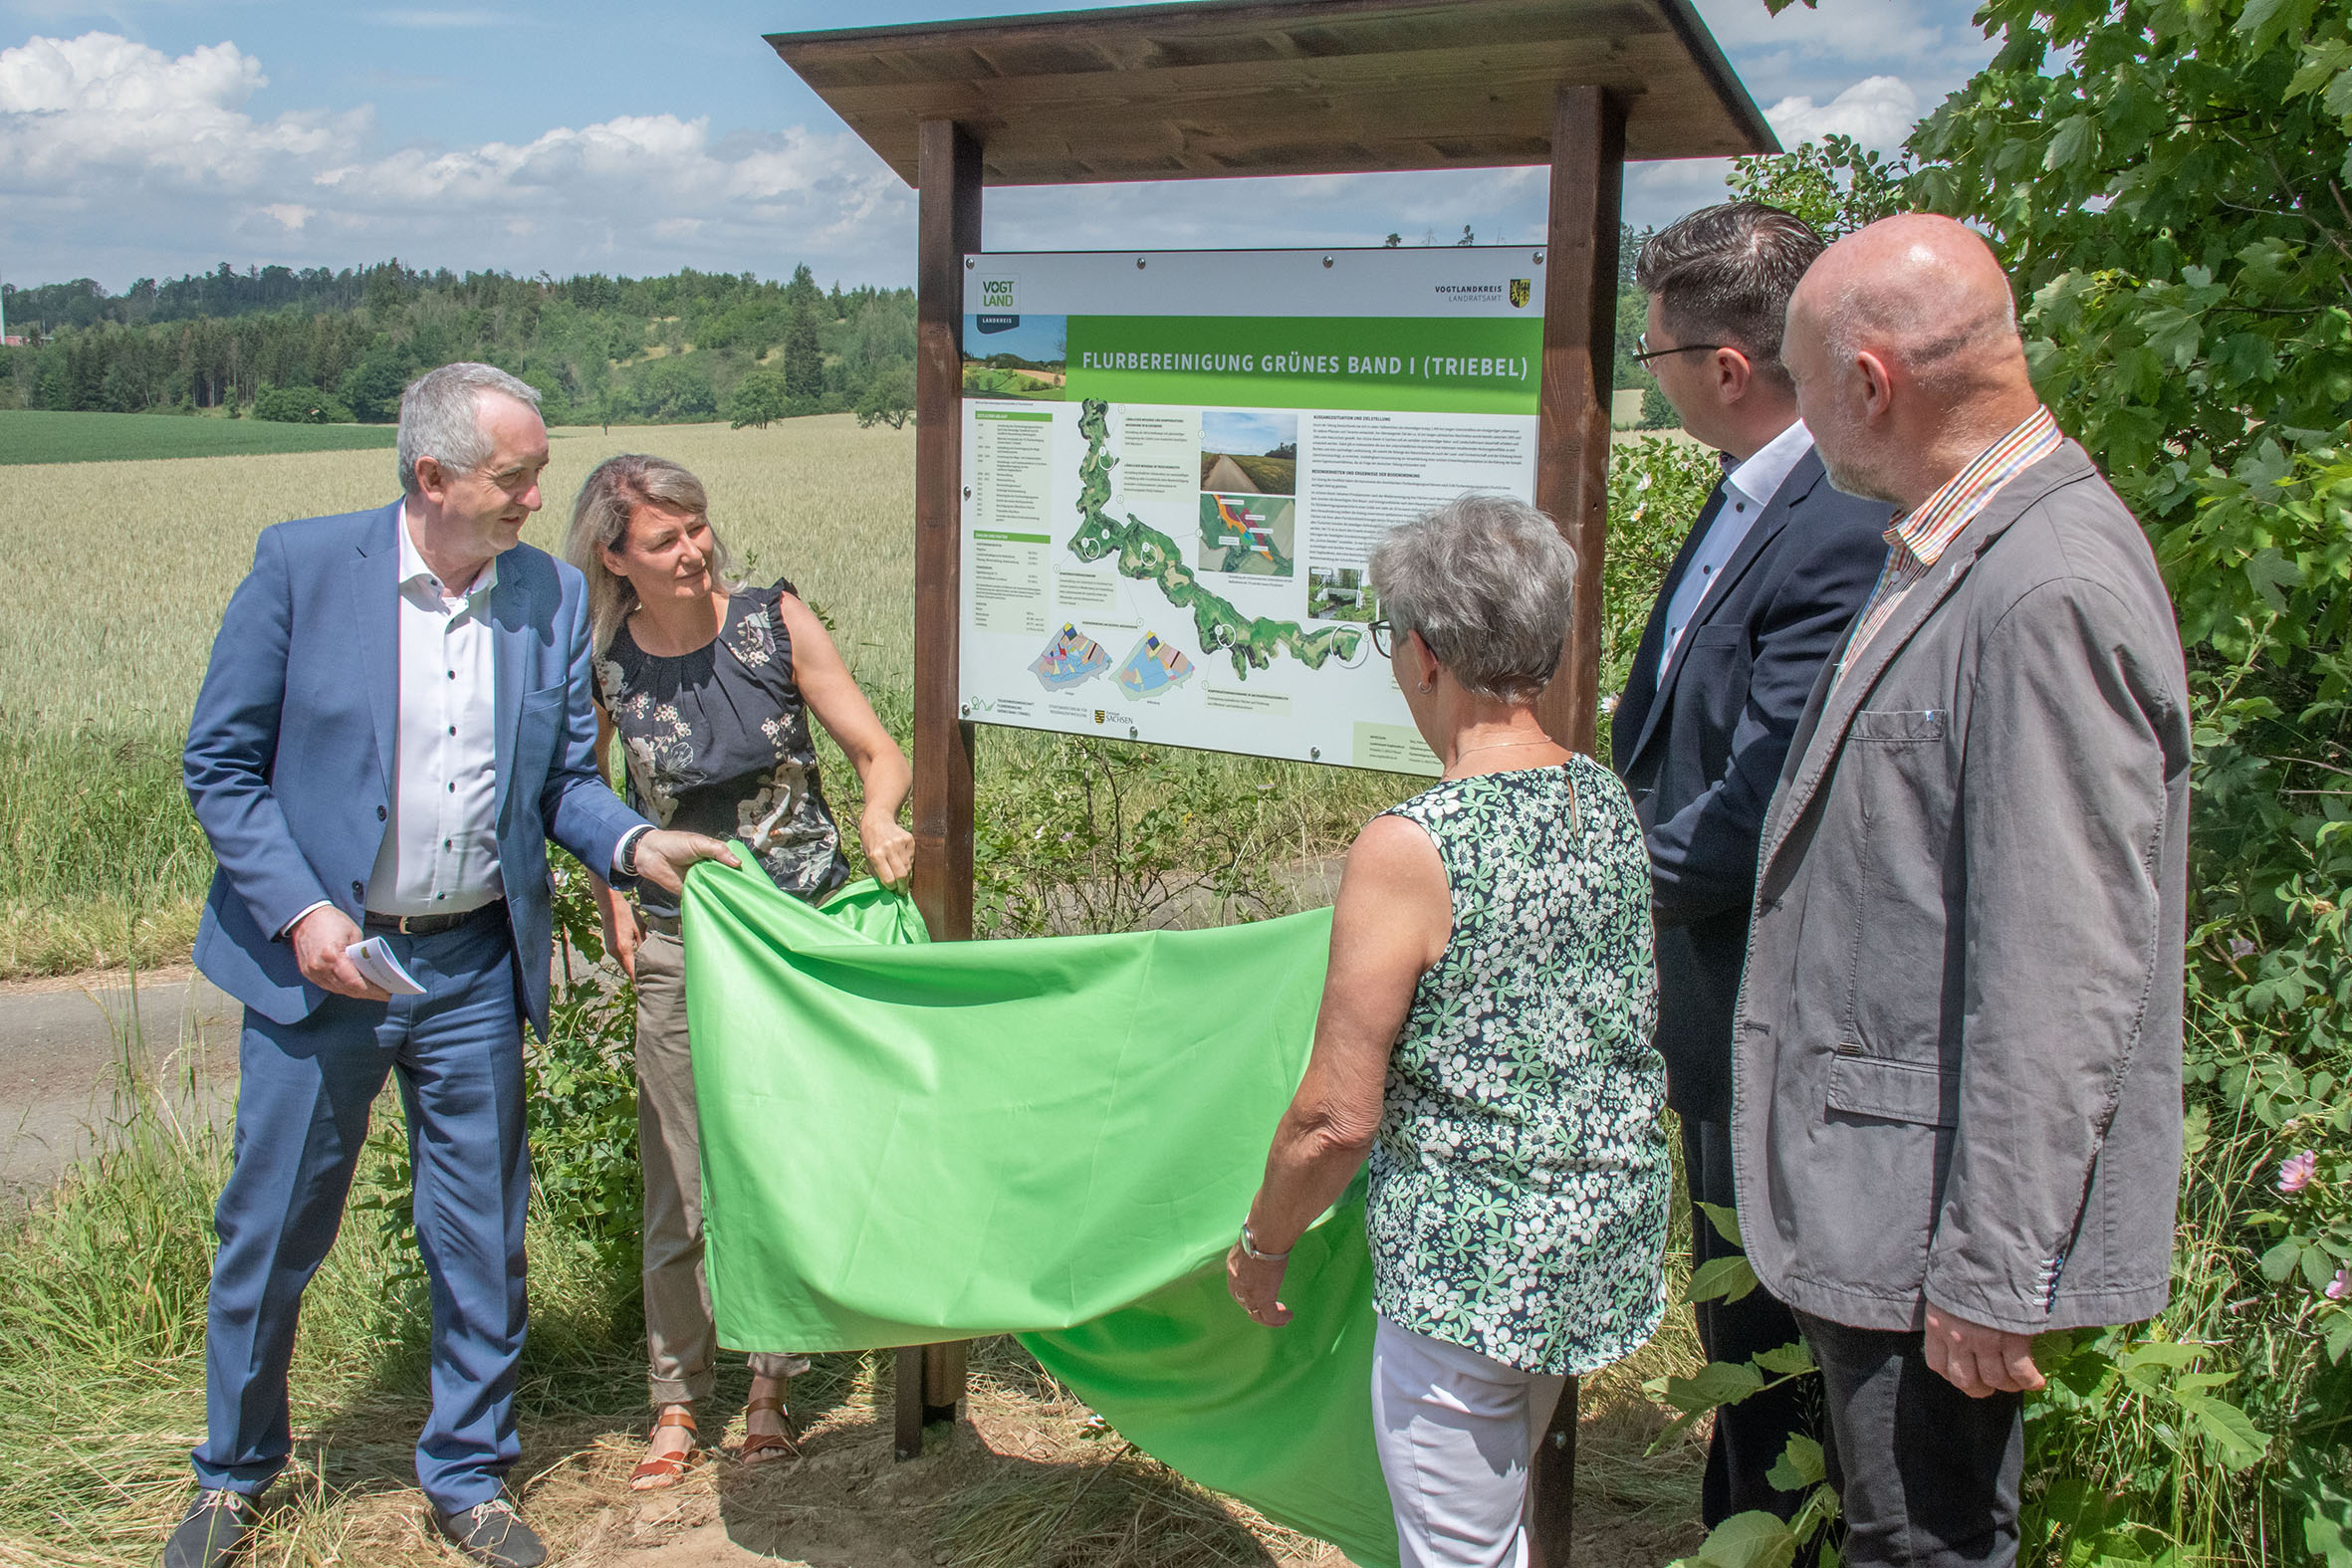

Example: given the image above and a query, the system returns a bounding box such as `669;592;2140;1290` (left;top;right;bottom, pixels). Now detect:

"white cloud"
0;30;911;284
1764;74;1922;150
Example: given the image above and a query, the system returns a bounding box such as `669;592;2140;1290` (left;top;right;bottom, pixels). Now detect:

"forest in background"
0;225;1664;431
0;260;919;429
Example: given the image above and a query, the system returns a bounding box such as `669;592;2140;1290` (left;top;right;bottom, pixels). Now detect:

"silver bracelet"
1239;1222;1291;1263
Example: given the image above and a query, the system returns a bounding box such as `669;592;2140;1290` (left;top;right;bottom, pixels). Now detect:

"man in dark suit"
168;363;736;1568
1609;204;1890;1532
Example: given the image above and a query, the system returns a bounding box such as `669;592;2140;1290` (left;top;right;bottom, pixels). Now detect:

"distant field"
0;416;924;976
0;409;400;465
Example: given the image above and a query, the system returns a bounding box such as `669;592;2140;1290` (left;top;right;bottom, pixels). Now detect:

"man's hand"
601;898;643;981
860;810;916;890
632;830;741;895
290;906;392;1003
1924;1304;2046;1399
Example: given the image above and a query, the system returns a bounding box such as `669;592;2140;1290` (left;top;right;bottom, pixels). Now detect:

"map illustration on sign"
1030;623;1109;690
1068;399;1357;680
1199;492;1296;575
956;247;1545;775
1114;632;1194;700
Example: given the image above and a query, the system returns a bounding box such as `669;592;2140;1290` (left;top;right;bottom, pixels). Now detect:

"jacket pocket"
1841;708;1958;1062
1826;1046;1956;1128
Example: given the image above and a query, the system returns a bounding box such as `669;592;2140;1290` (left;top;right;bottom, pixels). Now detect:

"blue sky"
0;0;2000;292
1201;410;1295;457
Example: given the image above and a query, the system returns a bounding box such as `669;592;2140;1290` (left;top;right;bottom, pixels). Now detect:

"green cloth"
683;859;1398;1567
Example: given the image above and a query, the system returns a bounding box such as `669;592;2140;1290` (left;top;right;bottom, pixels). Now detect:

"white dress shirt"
1657;419;1817;675
365;510;505;916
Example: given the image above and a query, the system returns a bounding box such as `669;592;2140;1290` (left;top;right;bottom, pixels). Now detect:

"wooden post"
899;114;983;1462
1528;84;1625;1565
1531;84;1628;761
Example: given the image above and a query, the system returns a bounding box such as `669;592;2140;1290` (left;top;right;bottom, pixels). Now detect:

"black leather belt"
362;899;506;938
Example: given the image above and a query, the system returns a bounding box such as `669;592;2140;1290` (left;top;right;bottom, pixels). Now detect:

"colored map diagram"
1114;632;1194;700
1030;623;1109;690
1198;493;1296;576
1068;399;1360;680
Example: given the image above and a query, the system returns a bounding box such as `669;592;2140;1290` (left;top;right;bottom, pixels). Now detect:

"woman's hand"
601;898;643;982
861;809;916;889
1226;1243;1293;1327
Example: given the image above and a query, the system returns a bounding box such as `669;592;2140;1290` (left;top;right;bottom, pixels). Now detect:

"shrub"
251;384;353;424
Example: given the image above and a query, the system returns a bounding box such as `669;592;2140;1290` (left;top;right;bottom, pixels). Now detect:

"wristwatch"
1239;1222;1291;1263
615;827;646;879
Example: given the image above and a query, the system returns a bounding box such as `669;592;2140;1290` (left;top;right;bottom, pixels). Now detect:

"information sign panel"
957;248;1545;776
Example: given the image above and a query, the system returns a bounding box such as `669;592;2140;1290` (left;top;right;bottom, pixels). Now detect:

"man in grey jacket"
1736;215;2190;1566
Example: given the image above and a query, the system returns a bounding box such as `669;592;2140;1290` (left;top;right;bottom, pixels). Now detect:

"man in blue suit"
1609;206;1890;1539
169;363;736;1568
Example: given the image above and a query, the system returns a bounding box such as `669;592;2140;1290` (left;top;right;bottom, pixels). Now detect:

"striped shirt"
1834;407;2063;685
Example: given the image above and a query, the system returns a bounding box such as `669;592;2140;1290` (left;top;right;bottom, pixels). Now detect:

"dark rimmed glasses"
1630;332;1732;363
1368;619;1397;657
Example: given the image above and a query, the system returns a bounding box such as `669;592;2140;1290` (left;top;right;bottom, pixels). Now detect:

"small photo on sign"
1307;565;1378;624
1198;409;1296;496
962;314;1067;400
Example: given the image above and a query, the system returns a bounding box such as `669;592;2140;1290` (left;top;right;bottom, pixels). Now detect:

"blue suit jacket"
185;500;645;1037
1608;448;1889;1123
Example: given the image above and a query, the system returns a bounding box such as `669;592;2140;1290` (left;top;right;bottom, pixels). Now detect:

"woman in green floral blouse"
1228;494;1668;1568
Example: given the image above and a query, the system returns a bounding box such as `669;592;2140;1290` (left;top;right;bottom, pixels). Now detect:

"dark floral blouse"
594;581;850;920
1366;758;1670;1376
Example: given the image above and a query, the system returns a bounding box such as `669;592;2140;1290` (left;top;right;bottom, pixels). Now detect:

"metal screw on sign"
965;258;975;269
1310;747;1321;761
1128;726;1139;739
963;487;972;498
1321;255;1334;268
1533;251;1544;266
1135;257;1147;269
961;703;971;717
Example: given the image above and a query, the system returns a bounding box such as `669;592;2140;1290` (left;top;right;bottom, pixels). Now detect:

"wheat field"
1;415;919;735
0;417;920;977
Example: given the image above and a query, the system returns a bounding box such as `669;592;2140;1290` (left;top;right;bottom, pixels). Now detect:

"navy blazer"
184;500;646;1037
1609;446;1889;1123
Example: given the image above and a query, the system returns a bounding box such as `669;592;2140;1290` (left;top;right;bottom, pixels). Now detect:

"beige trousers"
633;923;808;1407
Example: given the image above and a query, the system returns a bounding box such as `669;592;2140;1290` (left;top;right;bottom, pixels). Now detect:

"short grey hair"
1370;494;1576;704
397;362;541;495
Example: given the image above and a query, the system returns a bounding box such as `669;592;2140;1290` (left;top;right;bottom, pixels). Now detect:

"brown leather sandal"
737;1395;800;1463
629;1408;701;1490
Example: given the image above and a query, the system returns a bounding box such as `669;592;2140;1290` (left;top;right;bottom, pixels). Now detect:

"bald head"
1783;214;2044;508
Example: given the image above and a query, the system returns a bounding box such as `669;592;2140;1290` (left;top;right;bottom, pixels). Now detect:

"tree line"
0;259;918;429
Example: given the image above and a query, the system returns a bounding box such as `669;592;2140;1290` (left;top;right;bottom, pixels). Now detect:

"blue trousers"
193;914;530;1513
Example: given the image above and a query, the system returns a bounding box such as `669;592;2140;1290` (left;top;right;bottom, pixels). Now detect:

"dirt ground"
167;1340;1705;1568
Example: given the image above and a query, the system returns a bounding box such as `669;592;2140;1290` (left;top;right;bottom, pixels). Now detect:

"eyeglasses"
1631;332;1732;363
1368;619;1396;658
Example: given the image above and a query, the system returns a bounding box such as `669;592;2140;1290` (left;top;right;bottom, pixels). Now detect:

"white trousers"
1370;1316;1569;1568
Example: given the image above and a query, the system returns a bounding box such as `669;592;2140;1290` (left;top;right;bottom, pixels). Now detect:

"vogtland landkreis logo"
979;278;1017;310
1509;278;1532;309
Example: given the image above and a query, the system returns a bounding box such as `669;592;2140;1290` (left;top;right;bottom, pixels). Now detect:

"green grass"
0;409;399;465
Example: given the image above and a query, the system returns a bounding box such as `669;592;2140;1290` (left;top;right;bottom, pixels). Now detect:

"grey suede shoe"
429;1495;548;1567
159;1488;263;1568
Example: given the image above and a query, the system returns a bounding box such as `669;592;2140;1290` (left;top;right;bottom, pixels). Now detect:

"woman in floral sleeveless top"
564;455;914;1491
1229;496;1668;1568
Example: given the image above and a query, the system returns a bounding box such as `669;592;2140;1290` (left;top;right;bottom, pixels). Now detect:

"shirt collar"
397;503;499;602
1723;418;1815;513
1888;406;2062;568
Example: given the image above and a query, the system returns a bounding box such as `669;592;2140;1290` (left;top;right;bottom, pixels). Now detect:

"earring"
1417;681;1432;694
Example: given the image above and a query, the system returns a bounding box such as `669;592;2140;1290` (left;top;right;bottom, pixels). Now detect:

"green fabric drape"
683;859;1398;1567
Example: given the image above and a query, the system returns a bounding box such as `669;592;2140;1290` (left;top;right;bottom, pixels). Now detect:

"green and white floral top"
1366;758;1670;1375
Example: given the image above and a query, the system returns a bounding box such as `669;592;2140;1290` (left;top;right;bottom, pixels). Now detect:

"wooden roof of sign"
765;0;1777;188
